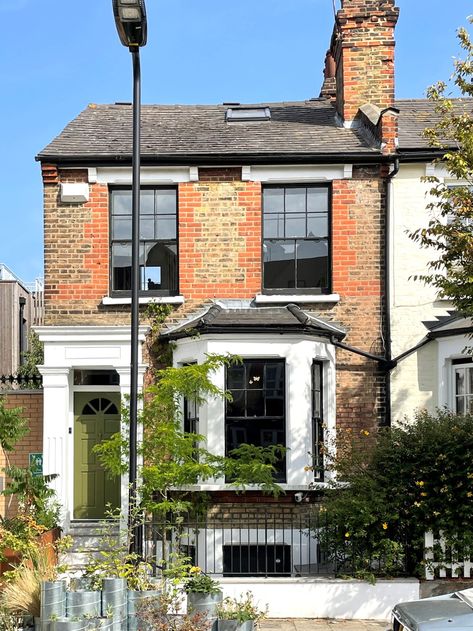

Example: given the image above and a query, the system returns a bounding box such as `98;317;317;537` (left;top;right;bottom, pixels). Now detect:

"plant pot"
127;589;161;631
48;618;86;631
187;591;223;618
40;580;67;622
217;621;254;631
67;591;101;619
101;578;127;631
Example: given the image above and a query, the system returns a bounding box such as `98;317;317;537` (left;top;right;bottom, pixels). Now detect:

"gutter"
35;151;392;167
330;337;396;371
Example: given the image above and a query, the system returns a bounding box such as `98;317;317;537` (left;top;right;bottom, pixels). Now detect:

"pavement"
260;620;389;631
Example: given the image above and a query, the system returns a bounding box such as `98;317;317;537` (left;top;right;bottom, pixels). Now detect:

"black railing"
142;512;410;578
0;373;43;389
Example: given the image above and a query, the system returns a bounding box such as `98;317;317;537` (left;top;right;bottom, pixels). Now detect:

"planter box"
128;589;161;631
187;592;223;618
0;527;60;576
66;590;101;619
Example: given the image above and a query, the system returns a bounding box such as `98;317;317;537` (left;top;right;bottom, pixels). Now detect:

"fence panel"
424;531;473;580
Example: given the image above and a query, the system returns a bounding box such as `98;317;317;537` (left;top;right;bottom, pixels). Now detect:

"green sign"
29;453;43;477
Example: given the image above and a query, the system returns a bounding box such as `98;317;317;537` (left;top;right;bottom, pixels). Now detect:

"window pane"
457;397;465;414
140;190;155;215
112;190;131;215
112;243;131;291
156;189;177;215
264;240;295;289
140;217;155;239
456;369;465;395
285;213;306;238
227;391;245;417
296;240;329;289
266;394;284;417
248;362;265;389
285;188;305;213
141;242;177;292
265;363;284;392
247;390;265;416
307;188;328;212
264;188;284;213
156;217;177;240
112;217;131;240
227;364;245;389
264;214;284;239
469;368;473;395
307;213;328;238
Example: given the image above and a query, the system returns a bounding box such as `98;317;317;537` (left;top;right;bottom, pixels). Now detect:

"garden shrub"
319;409;473;578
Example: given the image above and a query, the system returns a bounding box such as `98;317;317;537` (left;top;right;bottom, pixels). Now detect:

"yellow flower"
345;532;350;538
415;481;425;487
304;466;313;472
468;473;473;479
189;566;201;575
420;492;428;497
361;430;370;436
382;522;388;530
467;492;473;498
414;502;421;507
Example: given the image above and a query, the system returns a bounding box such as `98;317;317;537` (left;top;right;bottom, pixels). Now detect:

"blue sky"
0;0;471;283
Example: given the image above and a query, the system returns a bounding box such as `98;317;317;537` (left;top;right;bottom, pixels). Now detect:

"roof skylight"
226;107;271;122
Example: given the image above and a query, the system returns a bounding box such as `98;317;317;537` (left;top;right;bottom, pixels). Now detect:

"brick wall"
179;168;261;300
0;391;43;518
332;0;399;122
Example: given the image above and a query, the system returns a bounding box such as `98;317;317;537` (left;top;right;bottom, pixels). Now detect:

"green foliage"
0;609;20;631
94;354;285;517
137;590;211;631
320;410;473;578
2;466;59;530
16;331;44;388
216;591;268;623
0;397;29;453
409;18;473;317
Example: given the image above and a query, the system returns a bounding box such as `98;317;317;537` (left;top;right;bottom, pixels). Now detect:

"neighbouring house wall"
390;164;451;422
0;391;43;518
0;281;34;375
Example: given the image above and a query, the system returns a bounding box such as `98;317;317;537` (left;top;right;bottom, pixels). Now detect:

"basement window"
226;107;271;122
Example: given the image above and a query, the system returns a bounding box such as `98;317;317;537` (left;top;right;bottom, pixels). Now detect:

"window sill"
102;295;185;306
254;294;340;304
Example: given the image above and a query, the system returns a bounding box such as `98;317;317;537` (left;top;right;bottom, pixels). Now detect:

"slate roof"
160;303;347;341
395;98;473;151
423;311;473;337
36;100;378;163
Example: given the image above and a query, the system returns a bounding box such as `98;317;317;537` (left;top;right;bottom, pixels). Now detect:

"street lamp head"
112;0;147;48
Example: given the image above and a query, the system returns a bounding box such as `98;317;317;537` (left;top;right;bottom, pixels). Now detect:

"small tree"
94;354;285;518
409;18;473;317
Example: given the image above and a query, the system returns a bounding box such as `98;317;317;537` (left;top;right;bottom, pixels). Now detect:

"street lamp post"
112;0;147;557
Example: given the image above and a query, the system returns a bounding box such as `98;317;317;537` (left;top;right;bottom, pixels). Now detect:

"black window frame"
225;359;286;483
312;361;325;482
109;185;179;297
262;184;332;295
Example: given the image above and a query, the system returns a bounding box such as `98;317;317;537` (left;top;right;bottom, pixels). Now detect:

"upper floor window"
110;187;178;295
263;185;330;293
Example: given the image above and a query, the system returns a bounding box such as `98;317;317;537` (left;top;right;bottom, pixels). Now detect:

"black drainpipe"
384;157;400;426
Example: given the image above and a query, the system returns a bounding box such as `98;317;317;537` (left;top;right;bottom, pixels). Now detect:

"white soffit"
242;165;353;182
93;167;196;185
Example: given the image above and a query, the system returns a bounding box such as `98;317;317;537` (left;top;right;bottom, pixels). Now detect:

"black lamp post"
112;0;147;557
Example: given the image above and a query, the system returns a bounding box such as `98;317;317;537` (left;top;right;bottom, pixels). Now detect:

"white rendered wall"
36;325;149;528
390;164;451;423
218;577;419;620
172;334;336;489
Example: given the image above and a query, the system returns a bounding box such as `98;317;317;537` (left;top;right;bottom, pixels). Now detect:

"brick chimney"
321;0;400;153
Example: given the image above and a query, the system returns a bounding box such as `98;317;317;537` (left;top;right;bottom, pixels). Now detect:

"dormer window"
226;107;271;122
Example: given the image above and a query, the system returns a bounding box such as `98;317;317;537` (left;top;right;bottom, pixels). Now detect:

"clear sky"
0;0;471;283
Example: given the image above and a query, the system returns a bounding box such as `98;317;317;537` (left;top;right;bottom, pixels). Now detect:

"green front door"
74;393;121;519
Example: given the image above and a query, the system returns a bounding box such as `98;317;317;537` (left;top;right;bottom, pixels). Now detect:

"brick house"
34;0;433;575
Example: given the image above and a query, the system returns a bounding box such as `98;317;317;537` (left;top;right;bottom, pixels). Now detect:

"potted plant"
183;566;222;618
216;592;267;631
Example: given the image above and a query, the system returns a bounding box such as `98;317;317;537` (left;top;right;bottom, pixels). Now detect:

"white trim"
101;295;185;306
94;166;196;185
244;165;353;182
36;325;149;344
254;293;340;304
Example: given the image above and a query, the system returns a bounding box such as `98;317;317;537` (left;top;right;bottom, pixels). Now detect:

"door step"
62;519;122;573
